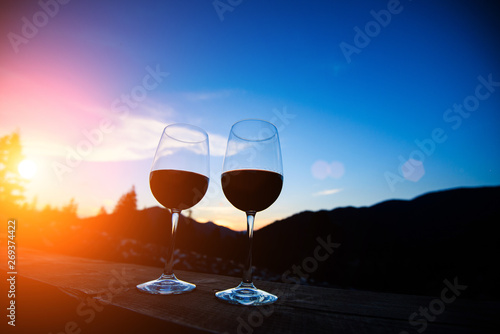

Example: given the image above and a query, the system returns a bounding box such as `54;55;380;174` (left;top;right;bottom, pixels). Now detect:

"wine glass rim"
231;119;278;142
163;123;208;144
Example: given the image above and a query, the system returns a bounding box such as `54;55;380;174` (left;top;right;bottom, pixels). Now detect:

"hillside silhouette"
8;185;500;300
254;186;500;299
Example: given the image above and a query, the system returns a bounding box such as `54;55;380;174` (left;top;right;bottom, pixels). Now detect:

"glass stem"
163;209;180;276
242;211;256;284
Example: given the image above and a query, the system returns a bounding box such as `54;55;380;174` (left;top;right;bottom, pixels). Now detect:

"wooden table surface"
2;248;498;334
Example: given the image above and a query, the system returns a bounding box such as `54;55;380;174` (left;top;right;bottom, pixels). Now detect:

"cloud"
208;132;227;157
86;114;166;161
313;188;343;197
76;114;227;162
0;70;228;163
311;160;345;179
83;96;228;160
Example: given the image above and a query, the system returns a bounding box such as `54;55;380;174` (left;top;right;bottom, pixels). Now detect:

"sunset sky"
1;0;499;230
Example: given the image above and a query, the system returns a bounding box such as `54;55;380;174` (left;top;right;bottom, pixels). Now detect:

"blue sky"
1;0;499;230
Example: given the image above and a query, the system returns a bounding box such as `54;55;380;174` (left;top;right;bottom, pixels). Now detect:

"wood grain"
3;248;498;334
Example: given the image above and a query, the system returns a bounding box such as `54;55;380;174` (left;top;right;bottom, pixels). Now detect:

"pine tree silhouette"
113;185;138;214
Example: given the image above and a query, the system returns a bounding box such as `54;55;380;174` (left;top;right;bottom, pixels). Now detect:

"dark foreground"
2;248;498;334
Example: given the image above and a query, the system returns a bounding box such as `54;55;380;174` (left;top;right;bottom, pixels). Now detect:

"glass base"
215;282;278;306
136;273;196;295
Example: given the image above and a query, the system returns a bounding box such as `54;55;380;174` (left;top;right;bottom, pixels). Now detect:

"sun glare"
18;159;37;179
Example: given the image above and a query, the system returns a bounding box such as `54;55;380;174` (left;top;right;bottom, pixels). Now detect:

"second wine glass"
216;119;283;306
136;123;210;294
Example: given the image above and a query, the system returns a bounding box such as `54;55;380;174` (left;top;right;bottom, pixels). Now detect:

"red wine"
150;169;209;211
222;169;283;212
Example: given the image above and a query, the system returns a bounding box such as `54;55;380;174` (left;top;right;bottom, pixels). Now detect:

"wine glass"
216;119;283;305
136;123;210;294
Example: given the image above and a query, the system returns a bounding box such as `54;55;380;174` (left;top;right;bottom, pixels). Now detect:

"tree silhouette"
0;132;25;208
98;206;108;216
62;198;78;218
113;185;138;214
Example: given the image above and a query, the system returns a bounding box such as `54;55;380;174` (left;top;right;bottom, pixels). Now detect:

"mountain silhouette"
19;185;500;299
252;186;500;298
